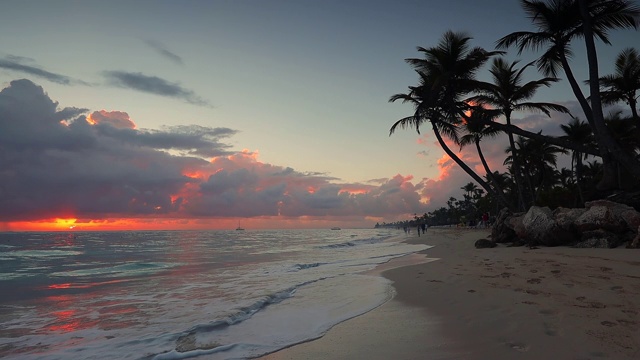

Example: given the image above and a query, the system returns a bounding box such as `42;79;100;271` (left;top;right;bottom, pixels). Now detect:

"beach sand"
259;228;640;360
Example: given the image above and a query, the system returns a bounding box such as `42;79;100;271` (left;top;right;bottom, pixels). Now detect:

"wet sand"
260;228;640;360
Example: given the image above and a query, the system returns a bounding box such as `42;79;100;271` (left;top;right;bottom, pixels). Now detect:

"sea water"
0;229;429;359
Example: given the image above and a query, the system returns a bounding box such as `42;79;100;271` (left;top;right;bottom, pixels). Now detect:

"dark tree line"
389;0;640;216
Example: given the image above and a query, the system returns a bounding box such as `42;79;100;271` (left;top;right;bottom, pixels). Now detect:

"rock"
522;206;574;246
553;207;586;232
574;206;624;233
491;207;518;243
508;214;526;240
584;199;640;230
620;209;640;231
628;226;640;249
475;239;497;248
574;229;620;248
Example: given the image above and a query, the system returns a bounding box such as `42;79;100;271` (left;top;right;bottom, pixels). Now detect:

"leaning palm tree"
389;31;510;208
459;106;510;206
560;116;595;205
470;57;570;210
498;0;640;189
598;47;640;122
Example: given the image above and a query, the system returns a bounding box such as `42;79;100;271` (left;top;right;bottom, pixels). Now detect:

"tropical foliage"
390;0;640;218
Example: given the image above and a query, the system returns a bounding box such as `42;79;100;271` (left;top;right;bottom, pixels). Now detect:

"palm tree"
461;182;479;200
470;57;570;210
577;0;640;182
497;0;640;189
389;31;509;208
605;111;640;188
560;116;595;205
505;136;567;204
459;106;511;206
598;47;640;122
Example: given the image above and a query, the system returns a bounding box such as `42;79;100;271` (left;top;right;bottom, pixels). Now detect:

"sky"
0;0;638;231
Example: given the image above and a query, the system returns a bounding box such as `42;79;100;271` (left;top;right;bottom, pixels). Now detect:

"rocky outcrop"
474;238;497;248
491;208;518;243
521;206;575;246
490;200;640;249
629;226;640;249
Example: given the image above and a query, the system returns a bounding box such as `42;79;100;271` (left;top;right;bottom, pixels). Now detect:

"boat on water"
330;227;341;230
236;221;245;231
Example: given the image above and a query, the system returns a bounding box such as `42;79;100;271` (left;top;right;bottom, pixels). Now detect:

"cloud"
87;110;136;129
143;39;184;65
103;71;210;106
0;56;87;85
0;79;429;226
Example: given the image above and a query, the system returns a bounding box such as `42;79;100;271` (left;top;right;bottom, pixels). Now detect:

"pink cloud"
0;79;431;227
87;110;136;129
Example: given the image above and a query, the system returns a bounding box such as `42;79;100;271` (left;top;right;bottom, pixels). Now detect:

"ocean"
0;229;429;359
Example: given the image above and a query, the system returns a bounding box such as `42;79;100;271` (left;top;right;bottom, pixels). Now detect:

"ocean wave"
318;236;386;249
5;249;83;258
291;262;325;271
50;262;178;278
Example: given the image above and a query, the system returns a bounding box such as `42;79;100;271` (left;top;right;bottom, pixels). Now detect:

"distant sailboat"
235;221;245;231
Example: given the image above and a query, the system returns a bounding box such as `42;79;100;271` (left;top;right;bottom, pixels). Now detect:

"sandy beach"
260;228;640;360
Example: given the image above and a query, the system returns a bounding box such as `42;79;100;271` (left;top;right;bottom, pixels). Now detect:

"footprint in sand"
601;320;617;327
507;342;530;352
527;278;542;284
543;322;560;336
500;272;512;278
617;319;637;326
551;269;561;274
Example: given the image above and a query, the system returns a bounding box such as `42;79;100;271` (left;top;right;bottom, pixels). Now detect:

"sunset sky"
1;0;637;231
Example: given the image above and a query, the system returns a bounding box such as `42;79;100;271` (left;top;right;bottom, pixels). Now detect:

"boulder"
574;229;620;248
508;214;526;240
553;207;586;232
522;206;574;246
574;206;624;233
491;207;518;243
584;199;640;230
475;239;497;249
628;226;640;249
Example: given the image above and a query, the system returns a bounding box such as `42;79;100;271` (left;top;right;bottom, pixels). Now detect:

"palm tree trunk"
431;121;510;209
630;98;639;124
576;155;585;206
578;0;640;187
556;50;619;191
504;112;527;211
474;138;511;209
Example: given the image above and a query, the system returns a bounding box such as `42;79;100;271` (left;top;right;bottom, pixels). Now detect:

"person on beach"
421;223;427;233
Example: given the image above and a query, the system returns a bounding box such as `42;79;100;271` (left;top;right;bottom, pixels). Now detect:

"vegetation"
389;0;640;223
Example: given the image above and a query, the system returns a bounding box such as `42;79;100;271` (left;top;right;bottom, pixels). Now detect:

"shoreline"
259;228;640;359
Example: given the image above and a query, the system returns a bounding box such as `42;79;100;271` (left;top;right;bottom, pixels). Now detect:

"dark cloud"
143;40;184;65
0;57;86;85
103;71;210;106
0;80;429;224
0;79;222;220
